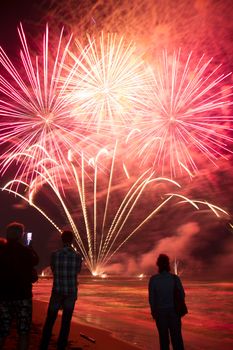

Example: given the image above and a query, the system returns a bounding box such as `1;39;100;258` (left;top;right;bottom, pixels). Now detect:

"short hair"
156;253;171;272
6;222;25;241
61;230;74;244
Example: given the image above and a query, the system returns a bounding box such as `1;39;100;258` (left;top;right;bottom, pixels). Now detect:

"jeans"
155;308;184;350
0;299;32;337
39;292;76;350
0;299;32;350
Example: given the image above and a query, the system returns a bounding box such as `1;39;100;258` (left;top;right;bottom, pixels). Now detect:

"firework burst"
63;32;151;131
0;24;99;184
127;51;233;177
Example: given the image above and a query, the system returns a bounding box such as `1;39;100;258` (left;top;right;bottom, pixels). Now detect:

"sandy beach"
3;279;233;350
3;299;140;350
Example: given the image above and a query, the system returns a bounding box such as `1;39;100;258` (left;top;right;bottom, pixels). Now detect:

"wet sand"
3;299;140;350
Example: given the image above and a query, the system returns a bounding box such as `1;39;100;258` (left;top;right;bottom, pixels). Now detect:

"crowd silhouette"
0;222;187;350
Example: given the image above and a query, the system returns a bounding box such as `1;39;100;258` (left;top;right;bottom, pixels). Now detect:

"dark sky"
0;1;38;49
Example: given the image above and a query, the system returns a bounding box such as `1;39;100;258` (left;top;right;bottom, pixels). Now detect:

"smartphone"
26;232;32;246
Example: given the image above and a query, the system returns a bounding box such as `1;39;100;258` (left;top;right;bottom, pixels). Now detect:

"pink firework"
0;24;98;183
127;51;233;177
63;32;151;131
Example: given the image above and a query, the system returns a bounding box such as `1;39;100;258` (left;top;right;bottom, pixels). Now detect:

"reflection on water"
34;277;233;350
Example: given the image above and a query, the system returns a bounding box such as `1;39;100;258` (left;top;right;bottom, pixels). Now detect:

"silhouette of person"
148;254;185;350
0;222;39;350
39;230;82;350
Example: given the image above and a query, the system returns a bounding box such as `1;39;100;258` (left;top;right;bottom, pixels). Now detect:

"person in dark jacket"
39;230;82;350
148;254;185;350
0;222;39;350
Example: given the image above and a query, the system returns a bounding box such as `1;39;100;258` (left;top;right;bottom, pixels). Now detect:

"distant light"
92;270;107;278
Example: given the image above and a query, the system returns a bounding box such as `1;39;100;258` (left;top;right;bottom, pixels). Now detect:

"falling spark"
123;163;130;179
179;161;195;178
1;143;228;274
174;258;179;275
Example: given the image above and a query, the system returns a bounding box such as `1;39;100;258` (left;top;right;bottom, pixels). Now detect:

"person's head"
6;222;25;242
156;253;171;273
61;230;74;245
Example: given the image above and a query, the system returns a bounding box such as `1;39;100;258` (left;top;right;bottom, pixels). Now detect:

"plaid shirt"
51;245;82;297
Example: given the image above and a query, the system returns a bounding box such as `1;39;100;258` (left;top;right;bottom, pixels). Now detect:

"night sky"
0;0;233;277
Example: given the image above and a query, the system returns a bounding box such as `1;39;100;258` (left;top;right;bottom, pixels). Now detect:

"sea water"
34;277;233;350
